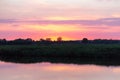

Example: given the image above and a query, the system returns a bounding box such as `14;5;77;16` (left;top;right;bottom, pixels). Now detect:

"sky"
0;0;120;40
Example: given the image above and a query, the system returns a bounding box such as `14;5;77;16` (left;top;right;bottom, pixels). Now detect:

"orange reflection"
42;64;106;72
44;65;70;71
112;68;120;73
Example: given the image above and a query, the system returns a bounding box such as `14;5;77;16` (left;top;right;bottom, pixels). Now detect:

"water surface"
0;61;120;80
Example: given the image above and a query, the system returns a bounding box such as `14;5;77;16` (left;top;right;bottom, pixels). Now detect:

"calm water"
0;61;120;80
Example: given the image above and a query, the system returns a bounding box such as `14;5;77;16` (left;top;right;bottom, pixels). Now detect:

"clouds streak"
0;18;120;26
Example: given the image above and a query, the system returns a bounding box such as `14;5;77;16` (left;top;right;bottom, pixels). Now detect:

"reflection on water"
0;61;120;80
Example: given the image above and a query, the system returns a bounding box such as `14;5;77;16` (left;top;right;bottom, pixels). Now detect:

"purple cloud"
0;17;120;26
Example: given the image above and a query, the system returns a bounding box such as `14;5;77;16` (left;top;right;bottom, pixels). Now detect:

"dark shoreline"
0;44;120;66
1;56;120;66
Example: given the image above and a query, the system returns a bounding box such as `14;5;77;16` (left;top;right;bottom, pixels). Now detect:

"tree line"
0;38;120;45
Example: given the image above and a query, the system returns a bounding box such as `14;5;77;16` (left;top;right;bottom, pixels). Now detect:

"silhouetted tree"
26;38;33;41
46;38;52;41
40;38;45;42
57;37;62;42
0;39;7;45
82;38;88;43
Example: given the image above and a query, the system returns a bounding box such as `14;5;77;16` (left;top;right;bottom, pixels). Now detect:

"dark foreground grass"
0;44;120;66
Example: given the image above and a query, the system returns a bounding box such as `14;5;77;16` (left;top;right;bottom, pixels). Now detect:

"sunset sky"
0;0;120;40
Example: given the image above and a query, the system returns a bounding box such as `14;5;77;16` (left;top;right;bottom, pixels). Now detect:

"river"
0;61;120;80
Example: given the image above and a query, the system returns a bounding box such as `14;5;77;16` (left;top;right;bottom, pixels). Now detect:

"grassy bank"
0;44;120;66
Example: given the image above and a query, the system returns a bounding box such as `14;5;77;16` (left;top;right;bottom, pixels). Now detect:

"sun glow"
45;36;72;41
27;24;81;32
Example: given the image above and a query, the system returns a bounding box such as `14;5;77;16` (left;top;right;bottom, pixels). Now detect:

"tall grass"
0;44;120;65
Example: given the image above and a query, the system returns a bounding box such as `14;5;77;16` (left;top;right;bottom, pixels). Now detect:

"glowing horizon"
0;0;120;40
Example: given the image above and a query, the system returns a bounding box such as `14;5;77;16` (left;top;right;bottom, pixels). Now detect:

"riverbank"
0;44;120;66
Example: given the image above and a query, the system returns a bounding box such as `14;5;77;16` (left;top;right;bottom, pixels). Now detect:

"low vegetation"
0;44;120;66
